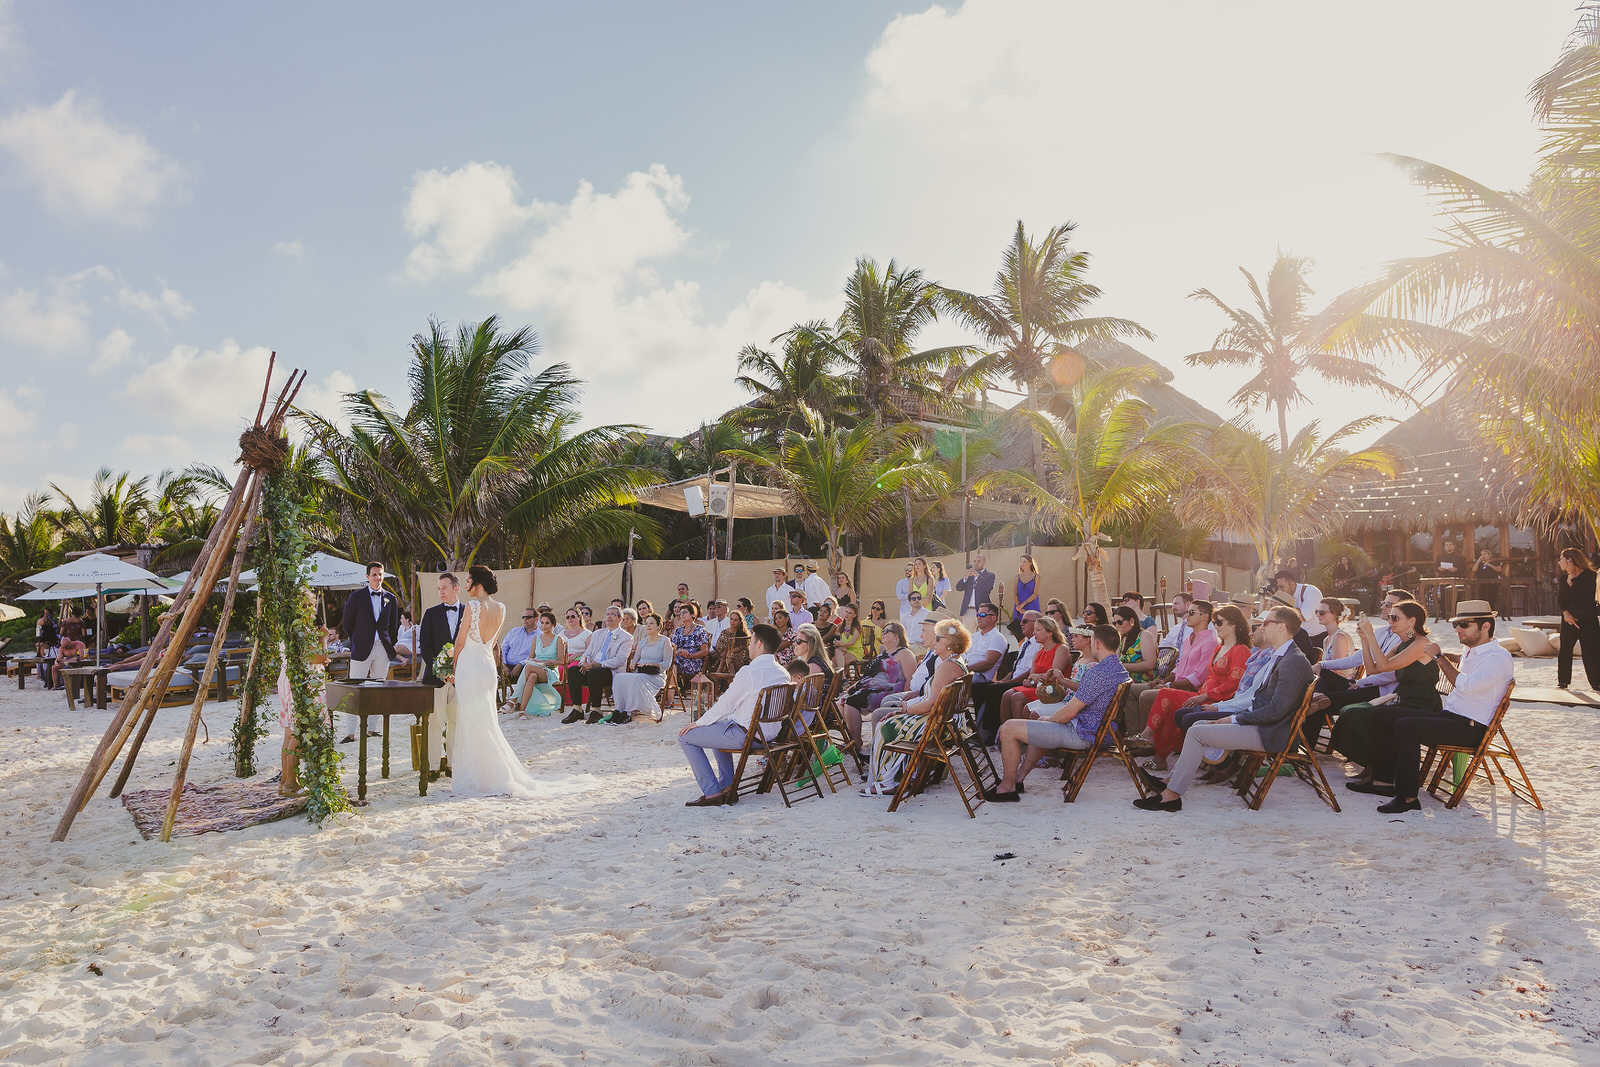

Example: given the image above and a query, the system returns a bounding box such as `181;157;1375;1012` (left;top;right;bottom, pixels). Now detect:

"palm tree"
301;315;656;572
940;220;1151;404
734;328;845;435
1188;252;1409;451
797;258;978;426
732;413;937;583
1178;418;1404;584
50;468;153;550
1313;12;1600;540
149;468;224;567
976;367;1201;604
0;493;62;594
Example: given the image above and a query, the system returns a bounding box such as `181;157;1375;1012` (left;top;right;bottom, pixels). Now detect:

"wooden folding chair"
790;672;851;792
1419;686;1541;810
885;676;987;818
1310;662;1366;754
714;682;820;807
1053;683;1157;803
1228;684;1341;812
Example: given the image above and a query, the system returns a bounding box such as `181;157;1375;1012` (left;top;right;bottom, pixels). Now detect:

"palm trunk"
1086;555;1109;607
903;487;914;556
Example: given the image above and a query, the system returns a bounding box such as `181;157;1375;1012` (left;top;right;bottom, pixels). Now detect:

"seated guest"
562;604;633;724
612;612;674;724
899;590;930;639
963;603;1010;685
701;600;731;645
634;599;654;623
986;623;1129;801
1313;589;1410;714
867;599;890;630
995;615;1071;727
1133;605;1315;812
510;609;567;716
393;610;418;668
1129;599;1218;736
668;604;712;688
708;610;751;685
677;624;792;806
1331;599;1444;794
786;589;815;630
971;610;1040;744
1081;602;1109;628
860;620;971;797
735;597;757;631
830;602;876;671
1365;601;1515;814
1312;599;1356;682
814;597;841;648
841;621;918;758
560;606;590;666
1121;591;1156;631
619;607;640;638
1140;604;1251;772
1168;623;1276;749
792;624;833;683
770;609;796;663
1157;593;1195;653
498;606;540;708
1111;606;1159;684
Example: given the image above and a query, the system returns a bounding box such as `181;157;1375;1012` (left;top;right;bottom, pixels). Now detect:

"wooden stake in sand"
51;357;307;843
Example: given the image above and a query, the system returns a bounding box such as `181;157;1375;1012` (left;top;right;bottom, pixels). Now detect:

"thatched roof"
1338;404;1529;531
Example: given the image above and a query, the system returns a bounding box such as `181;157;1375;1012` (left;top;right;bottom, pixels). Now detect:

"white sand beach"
1;625;1598;1066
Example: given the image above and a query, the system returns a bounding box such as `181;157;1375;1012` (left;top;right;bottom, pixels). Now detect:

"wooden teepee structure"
52;359;306;843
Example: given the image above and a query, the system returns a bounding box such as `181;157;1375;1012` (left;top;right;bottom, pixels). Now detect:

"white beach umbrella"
301;552;377;590
24;553;172;665
106;592;175;613
0;603;22;623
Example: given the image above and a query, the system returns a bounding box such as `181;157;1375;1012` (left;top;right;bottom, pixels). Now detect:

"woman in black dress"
1557;548;1600;690
1331;600;1440;792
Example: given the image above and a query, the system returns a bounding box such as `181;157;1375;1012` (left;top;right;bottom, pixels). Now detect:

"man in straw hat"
1351;600;1514;815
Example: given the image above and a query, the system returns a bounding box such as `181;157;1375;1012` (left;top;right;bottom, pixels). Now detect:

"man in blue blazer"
1134;604;1315;812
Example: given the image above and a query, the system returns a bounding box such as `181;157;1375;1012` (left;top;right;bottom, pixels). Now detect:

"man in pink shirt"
1128;599;1219;734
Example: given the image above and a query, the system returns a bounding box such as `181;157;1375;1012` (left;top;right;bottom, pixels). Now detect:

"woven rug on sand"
121;778;311;839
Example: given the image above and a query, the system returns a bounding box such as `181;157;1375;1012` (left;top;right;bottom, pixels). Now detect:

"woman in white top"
613;612;674;722
561;607;590;664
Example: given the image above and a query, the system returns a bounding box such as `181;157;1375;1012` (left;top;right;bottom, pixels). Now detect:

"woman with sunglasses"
709;608;751;685
1314;599;1357;691
1330;600;1439;792
841;621;917;760
832;601;877;671
1142;604;1251;772
868;599;888;628
561;608;590;667
995;615;1071;726
579;605;597;630
1112;605;1158;683
1081;602;1109;628
770;608;797;664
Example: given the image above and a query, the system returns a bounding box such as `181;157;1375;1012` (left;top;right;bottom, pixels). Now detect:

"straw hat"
1449;599;1498;622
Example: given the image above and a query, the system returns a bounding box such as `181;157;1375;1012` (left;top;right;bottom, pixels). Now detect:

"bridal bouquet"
433;643;455;685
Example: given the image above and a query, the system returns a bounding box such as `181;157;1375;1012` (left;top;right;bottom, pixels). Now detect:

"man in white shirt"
786;589;815;629
1275;569;1326;640
800;562;831;609
702;600;731;644
900;590;931;640
972;609;1040;743
678;624;791;806
1364;601;1515;814
563;604;633;724
964;602;1009;683
763;568;793;624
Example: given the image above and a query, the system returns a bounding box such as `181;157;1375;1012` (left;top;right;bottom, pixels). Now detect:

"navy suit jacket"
342;587;399;661
418;602;464;686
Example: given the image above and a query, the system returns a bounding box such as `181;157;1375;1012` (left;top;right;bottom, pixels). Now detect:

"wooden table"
61;666;110;710
1521;616;1565;633
5;654;39;690
325;681;433;800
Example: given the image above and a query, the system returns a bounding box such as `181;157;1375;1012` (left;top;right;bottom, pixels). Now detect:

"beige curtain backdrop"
628;559;717;618
532;564;625;617
416;567;535;643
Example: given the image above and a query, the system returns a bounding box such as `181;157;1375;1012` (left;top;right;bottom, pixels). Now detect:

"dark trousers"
1559;617;1600;689
1176;705;1229;733
971;678;1024;743
1382;707;1487;800
567;665;613;708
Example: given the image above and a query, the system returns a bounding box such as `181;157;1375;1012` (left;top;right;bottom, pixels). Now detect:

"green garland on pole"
229;596;277;778
251;466;347;821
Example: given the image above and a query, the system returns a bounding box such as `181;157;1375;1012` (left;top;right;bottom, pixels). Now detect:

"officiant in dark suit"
339;561;400;739
417;572;465;774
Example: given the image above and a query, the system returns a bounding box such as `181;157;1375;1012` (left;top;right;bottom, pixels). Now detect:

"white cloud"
0;91;185;223
0;382;41;446
271;238;304;258
116;281;192;324
402;161;530;281
0;266;110;351
120;432;194;464
92;327;136;374
120;340;352;433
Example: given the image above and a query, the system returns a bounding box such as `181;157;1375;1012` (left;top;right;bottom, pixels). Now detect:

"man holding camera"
955;553;996;627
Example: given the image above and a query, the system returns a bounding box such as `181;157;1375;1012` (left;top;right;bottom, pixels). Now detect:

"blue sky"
0;1;1581;510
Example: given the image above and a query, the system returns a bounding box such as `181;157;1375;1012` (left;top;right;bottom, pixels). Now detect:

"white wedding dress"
450;598;598;800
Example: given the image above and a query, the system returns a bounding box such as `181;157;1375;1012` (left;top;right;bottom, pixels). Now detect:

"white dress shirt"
584;626;633;670
895;577;912;614
702;615;730;643
802;573;831;606
900;607;930;633
368;589;385;620
1009;636;1037;680
562;626;589;657
1443;641;1515;725
763;584;792;620
964;626;1010;682
1292;582;1326;637
1159;618;1190;652
697;653;793;732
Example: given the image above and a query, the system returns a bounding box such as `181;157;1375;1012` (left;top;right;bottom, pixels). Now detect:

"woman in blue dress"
1012;554;1041;623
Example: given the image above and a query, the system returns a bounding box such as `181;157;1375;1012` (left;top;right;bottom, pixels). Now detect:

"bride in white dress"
449;566;598;800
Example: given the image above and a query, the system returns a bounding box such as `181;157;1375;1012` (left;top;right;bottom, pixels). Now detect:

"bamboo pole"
52;465;253;842
91;471;258;805
161;481;259;841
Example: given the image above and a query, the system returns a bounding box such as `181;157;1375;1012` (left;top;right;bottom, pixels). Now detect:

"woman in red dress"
1145;604;1252;771
996;616;1071;726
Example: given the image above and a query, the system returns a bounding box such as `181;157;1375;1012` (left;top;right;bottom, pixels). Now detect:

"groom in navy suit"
417;572;464;775
339;561;400;740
